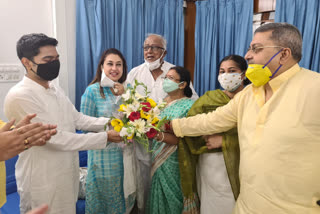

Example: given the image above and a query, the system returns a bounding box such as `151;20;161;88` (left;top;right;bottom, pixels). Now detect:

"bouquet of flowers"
108;80;167;152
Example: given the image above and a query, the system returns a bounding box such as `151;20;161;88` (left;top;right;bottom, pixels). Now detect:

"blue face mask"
162;78;182;93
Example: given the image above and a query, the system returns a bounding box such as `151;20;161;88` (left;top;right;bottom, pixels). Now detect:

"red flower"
141;102;151;112
146;128;157;139
128;111;141;121
165;122;171;131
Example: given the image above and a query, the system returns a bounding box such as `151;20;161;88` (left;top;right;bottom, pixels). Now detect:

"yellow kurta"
172;64;320;214
0;120;7;208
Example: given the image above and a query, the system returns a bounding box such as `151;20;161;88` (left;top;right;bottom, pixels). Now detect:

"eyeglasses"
143;46;165;52
247;46;284;54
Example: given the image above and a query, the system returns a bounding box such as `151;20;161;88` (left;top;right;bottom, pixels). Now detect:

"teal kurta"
148;98;194;214
81;83;133;214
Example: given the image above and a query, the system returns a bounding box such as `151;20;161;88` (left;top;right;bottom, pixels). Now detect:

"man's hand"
107;130;122;143
203;134;223;150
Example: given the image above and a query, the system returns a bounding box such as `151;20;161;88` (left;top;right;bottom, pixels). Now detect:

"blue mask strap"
270;64;282;78
262;49;283;69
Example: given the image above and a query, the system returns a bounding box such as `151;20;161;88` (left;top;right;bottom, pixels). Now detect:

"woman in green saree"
147;66;195;214
178;55;249;214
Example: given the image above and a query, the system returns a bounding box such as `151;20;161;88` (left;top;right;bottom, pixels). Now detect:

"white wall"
54;0;76;105
0;0;76;121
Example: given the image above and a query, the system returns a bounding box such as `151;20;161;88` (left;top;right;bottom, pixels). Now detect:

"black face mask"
31;59;60;81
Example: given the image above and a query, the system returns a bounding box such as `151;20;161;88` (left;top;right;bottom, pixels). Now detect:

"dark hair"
255;23;302;62
90;48;128;98
170;66;193;98
219;54;250;86
16;33;58;60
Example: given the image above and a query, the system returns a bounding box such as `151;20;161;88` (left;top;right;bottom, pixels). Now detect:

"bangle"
158;132;165;142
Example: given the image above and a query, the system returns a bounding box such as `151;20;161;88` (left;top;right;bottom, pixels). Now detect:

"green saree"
148;98;195;214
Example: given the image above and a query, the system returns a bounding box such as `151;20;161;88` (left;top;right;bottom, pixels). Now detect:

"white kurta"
197;153;235;214
4;77;109;214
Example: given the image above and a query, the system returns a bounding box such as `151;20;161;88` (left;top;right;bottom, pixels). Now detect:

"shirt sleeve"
4;92;108;151
172;94;239;137
61;87;108;132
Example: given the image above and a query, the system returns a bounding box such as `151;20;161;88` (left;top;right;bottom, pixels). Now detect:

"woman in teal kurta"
147;66;195;214
80;48;135;214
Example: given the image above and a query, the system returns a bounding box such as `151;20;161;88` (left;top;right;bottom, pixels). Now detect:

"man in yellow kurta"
171;23;320;214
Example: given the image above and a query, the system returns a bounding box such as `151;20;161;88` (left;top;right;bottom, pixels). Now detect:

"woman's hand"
203;134;223;150
113;83;125;95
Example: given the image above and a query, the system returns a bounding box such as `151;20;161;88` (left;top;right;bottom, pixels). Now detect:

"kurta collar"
23;76;57;93
268;63;300;93
251;63;300;107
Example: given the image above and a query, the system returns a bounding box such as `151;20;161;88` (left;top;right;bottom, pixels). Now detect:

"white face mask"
144;52;164;71
100;69;116;87
218;73;243;92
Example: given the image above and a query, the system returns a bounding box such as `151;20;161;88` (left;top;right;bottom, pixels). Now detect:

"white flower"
129;119;146;134
119;127;129;137
121;105;133;116
146;107;161;123
135;92;145;100
122;90;131;101
157;99;167;109
151;106;161;116
129;101;140;112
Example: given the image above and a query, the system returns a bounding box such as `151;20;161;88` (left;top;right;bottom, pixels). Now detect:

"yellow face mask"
246;64;273;87
245;49;283;87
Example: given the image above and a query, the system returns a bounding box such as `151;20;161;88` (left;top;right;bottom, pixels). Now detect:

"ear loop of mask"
262;49;283;78
159;51;165;62
29;59;38;75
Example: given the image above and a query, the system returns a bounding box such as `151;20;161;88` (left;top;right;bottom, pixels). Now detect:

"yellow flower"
127;134;134;140
151;117;159;125
140;110;150;120
147;98;157;108
118;104;127;112
110;119;124;132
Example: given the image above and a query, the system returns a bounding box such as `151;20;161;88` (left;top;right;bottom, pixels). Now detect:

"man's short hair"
16;33;58;60
255;23;302;62
145;34;167;50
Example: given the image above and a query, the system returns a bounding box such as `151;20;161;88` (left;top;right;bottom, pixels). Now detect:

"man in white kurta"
171;23;320;214
127;34;198;213
4;33;122;214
